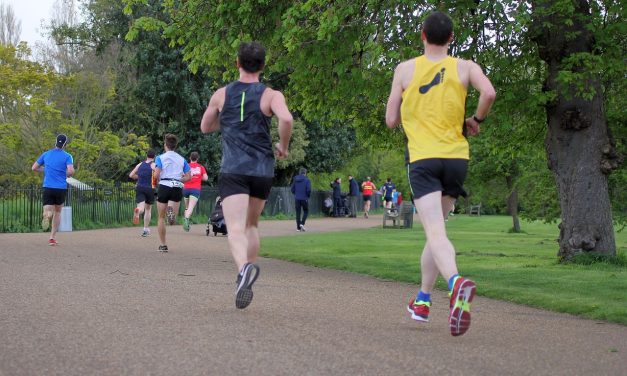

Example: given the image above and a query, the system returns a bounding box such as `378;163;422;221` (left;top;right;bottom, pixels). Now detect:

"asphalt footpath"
0;215;625;376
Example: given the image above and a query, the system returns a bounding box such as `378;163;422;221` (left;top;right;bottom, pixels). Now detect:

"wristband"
472;114;485;123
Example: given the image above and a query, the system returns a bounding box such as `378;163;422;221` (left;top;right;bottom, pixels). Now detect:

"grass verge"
260;215;627;325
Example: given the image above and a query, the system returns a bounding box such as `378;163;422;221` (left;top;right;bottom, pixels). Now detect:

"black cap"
56;134;68;148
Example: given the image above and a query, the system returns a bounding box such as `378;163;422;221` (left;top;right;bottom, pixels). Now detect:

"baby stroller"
334;194;350;217
206;196;228;236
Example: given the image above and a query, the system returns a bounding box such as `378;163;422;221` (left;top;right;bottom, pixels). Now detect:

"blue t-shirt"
36;148;74;189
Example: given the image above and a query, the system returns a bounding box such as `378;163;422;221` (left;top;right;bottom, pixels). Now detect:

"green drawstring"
240;91;246;122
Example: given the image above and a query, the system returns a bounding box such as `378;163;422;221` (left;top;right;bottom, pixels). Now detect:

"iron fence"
0;183;375;233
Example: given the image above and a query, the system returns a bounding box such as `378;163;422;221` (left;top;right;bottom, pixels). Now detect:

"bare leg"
419;194;458;292
157;202;167;245
222;194;266;271
245;197;266;262
143;203;152;228
50;205;63;240
168;200;181;222
184;196;199;219
43;205;54;228
414;191;458;282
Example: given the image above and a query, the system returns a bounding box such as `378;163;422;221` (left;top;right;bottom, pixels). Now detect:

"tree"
530;0;622;259
0;43;147;183
0;2;21;46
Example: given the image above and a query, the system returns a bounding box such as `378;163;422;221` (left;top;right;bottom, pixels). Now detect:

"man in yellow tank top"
385;11;496;337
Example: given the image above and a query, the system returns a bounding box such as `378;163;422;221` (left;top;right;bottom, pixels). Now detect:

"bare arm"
31;162;43;172
153;167;161;182
129;163;141;180
200;88;225;134
270;90;293;160
202;173;209;182
463;61;496;136
385;64;404;128
66;165;74;177
180;171;192;183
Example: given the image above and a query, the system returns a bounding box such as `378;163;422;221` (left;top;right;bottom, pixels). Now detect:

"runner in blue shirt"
31;134;74;246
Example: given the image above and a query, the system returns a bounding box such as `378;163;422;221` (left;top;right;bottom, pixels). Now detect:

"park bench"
382;201;414;229
469;203;481;216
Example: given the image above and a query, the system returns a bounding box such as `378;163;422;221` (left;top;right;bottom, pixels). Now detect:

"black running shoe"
235;263;260;309
158;245;168;253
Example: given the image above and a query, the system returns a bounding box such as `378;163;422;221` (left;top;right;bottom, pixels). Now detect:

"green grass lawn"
260;215;627;325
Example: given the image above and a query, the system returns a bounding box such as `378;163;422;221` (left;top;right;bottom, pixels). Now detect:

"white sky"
4;0;57;46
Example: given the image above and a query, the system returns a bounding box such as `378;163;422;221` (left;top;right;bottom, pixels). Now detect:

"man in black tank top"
201;42;293;309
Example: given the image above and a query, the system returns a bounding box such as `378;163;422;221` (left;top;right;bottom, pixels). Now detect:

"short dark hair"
190;151;199;161
299;168;307;175
423;11;453;46
238;42;266;73
147;149;155;159
164;134;178;151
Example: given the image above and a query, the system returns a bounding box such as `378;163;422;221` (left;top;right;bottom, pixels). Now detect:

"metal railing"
1;183;377;233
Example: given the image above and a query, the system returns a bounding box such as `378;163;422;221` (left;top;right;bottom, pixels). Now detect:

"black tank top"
219;81;274;177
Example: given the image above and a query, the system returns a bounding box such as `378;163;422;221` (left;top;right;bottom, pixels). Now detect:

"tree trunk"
506;175;521;233
531;0;620;260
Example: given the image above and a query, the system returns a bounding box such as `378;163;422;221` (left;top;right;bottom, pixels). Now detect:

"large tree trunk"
531;0;620;260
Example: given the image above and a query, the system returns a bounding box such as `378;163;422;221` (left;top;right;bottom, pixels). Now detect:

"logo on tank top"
419;68;446;94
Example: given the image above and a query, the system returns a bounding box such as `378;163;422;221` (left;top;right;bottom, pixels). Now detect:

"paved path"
0;215;625;376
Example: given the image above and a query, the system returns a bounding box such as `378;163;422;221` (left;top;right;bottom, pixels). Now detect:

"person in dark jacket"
330;177;342;217
347;175;360;218
291;168;311;231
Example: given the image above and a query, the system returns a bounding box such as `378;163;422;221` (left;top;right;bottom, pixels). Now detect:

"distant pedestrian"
200;41;293;309
129;149;156;237
381;178;396;209
361;176;376;218
154;134;192;252
291;168;311;231
347;175;360;217
330;177;342;217
31;134;74;246
182;151;209;232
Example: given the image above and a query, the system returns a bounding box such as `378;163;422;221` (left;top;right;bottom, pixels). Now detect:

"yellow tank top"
401;56;468;162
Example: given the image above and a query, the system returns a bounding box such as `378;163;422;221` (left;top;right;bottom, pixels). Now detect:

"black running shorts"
157;185;183;204
135;186;155;205
408;158;468;200
42;188;67;206
218;173;273;200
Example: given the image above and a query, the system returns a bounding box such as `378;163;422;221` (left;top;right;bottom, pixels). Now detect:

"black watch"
472;114;485;123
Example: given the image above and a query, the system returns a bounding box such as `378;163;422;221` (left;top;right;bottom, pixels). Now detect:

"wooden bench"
383;202;414;229
469;203;481;216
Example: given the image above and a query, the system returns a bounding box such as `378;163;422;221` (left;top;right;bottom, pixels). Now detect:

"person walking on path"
330;177;342;217
200;41;293;310
31;134;75;246
154;134;191;252
385;11;496;336
129;149;156;237
182;151;209;232
291;167;311;231
381;178;396;209
347;175;360;218
361;177;376;218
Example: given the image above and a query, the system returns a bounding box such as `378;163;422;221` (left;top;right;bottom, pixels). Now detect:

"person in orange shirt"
360;176;376;218
385;11;495;336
